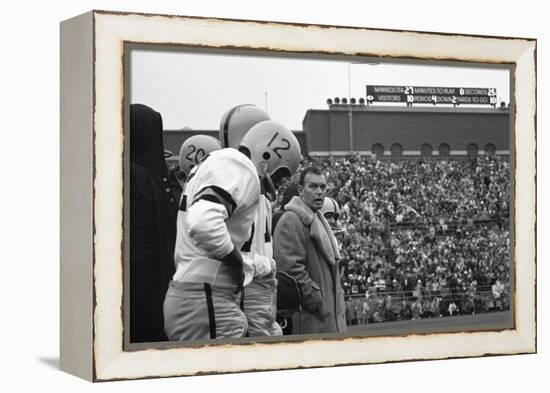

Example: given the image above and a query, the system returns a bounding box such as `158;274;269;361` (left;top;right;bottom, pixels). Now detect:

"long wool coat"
274;196;347;334
130;104;178;343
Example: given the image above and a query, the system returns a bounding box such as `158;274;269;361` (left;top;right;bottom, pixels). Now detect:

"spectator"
448;302;459;316
411;299;423;320
361;299;370;324
492;278;505;311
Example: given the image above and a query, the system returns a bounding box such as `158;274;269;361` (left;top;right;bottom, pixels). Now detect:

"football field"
346;311;513;336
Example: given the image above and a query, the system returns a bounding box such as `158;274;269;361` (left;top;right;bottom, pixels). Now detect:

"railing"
388;217;509;232
342;287;510;324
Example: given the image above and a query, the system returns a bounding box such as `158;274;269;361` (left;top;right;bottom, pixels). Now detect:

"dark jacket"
274;196;347;334
130;104;178;343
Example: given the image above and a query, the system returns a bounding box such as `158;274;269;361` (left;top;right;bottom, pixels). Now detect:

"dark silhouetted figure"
130;104;178;343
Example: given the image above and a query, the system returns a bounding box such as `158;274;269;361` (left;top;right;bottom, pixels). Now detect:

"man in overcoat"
273;167;347;334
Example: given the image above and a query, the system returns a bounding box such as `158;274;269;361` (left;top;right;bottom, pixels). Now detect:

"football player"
238;120;301;336
163;119;301;341
220;104;302;337
320;197;344;234
176;134;221;188
219;103;270;149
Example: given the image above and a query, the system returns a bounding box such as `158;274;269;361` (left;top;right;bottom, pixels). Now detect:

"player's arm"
252;254;275;277
240;224;275;285
219;246;244;269
247;199;276;279
238;252;273;287
187;186;244;285
273;212;324;315
242;251;274;280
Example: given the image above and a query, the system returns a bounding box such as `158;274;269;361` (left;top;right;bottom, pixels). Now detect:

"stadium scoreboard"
366;85;497;106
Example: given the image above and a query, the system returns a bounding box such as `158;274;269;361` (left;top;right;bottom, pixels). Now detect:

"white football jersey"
173;148;260;285
241;194;275;286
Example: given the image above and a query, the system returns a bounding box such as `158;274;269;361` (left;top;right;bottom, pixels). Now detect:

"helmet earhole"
262;152;271;160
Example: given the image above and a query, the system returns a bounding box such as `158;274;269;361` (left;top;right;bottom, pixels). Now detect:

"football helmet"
321;197;340;217
219;104;270;148
239;120;301;200
178;135;221;180
321;197;343;233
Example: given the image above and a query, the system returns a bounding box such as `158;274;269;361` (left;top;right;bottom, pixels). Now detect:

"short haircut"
281;182;299;208
299;166;324;186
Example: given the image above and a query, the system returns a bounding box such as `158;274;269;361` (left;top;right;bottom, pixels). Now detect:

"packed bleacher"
274;153;511;324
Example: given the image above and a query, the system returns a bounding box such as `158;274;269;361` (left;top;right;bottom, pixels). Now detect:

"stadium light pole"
348;61;379;154
348;63;353;152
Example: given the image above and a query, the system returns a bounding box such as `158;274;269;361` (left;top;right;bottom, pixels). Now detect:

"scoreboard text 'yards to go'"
365;85;498;106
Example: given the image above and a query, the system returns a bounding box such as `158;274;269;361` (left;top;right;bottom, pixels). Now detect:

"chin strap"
259;161;277;201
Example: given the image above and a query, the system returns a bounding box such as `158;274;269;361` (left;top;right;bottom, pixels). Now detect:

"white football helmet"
178;135;221;180
219;104;270;148
239;120;302;200
321;197;343;233
321;197;340;217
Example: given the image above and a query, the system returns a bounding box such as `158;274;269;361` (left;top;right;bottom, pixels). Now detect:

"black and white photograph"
126;47;513;345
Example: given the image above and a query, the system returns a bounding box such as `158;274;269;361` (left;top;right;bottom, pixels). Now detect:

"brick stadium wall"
303;105;510;156
161;105;509;161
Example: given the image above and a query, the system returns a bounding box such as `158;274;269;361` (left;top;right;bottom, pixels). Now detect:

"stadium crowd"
273;153;511;324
